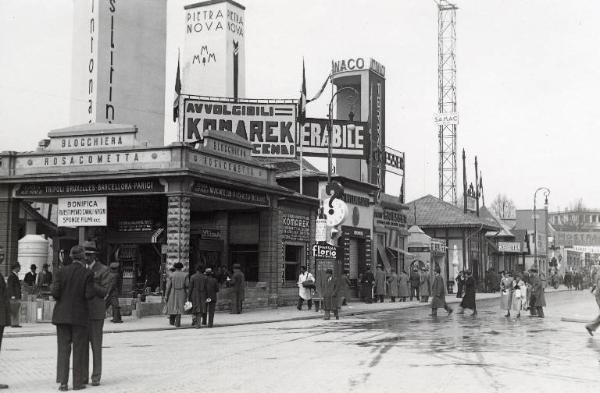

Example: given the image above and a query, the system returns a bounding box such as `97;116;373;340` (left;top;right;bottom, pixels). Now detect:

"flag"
173;51;181;123
298;59;307;123
307;73;330;103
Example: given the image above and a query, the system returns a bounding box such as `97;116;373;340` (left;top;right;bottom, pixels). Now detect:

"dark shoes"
91;381;100;386
586;325;594;336
73;384;86;390
11;325;22;328
110;319;123;323
0;384;8;389
58;384;68;391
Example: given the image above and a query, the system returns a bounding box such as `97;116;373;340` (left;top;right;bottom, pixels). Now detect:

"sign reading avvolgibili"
298;118;369;158
58;196;107;227
15;179;164;197
192;182;269;206
183;98;297;158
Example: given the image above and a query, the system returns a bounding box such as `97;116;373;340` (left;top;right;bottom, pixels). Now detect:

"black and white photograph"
1;0;600;392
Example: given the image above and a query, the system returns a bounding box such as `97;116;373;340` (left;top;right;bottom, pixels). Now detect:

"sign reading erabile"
183;97;297;158
298;118;369;158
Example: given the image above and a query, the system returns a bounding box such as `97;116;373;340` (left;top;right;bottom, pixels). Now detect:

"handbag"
302;279;316;289
183;301;192;311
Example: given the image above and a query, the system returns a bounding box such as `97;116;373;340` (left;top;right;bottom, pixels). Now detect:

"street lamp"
327;86;360;184
533;187;550;271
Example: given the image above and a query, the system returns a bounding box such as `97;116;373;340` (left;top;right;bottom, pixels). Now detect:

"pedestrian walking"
455;271;465;298
203;268;219;327
0;270;11;389
512;275;525;318
500;271;514;317
409;268;420;301
7;263;21;328
374;265;387;303
231;264;245;314
361;269;375;304
419;268;431;303
457;270;477;316
340;272;352;306
188;265;206;328
83;248;109;386
430;267;452;316
529;268;546;318
165;262;188;327
322;269;339;320
297;266;315;310
52;246;95;391
105;263;122;323
585;273;600;336
398;270;410;302
387;269;399;302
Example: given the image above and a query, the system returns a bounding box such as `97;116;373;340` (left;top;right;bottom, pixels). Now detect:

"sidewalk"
3;287;567;338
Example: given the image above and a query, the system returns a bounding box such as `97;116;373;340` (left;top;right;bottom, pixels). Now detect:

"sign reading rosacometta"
183;98;297;158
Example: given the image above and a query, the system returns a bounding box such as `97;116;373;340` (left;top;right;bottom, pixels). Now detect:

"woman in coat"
387;269;399;302
430;267;452;316
458;270;477;316
499;271;514;317
165;262;188;327
512;275;526;318
322;269;339;320
419;269;431;303
398;270;410;302
374;265;387;303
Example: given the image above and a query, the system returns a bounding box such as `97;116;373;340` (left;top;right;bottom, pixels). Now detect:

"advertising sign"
183;98;296;157
498;242;522;253
331;57;385;77
297;118;369;158
384;147;404;175
466;195;477;212
183;1;245;98
192;182;269;206
434;112;459;126
58;196;107;227
281;213;310;242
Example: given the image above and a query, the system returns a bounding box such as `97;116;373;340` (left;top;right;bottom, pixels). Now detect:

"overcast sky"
1;0;599;211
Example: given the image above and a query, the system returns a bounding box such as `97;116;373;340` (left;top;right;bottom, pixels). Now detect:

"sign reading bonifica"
183;97;297;157
58;197;107;227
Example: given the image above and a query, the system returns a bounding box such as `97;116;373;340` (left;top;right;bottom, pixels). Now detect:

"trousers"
56;324;88;386
410;286;419;301
9;301;20;326
83;319;104;383
105;295;122;322
0;326;3;351
297;297;313;310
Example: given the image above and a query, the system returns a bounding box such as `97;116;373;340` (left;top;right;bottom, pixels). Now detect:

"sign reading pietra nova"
183;98;296;158
298;118;369;158
58;197;107;227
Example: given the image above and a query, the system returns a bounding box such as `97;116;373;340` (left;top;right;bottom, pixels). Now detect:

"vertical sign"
183;0;246;98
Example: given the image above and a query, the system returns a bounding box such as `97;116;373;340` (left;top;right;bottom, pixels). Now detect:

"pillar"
166;195;190;271
0;185;19;276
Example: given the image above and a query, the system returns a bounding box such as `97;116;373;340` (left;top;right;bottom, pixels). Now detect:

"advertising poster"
58;196;107;227
297;118;369;158
183;98;297;158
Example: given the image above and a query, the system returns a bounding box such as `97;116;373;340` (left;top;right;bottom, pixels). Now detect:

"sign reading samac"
183;98;296;158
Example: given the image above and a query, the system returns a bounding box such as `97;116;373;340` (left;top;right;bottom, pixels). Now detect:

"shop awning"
386;247;414;260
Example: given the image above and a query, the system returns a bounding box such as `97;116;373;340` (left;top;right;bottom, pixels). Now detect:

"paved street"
1;290;599;393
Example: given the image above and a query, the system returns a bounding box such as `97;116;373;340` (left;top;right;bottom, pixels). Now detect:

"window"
230;244;259;282
284;244;303;284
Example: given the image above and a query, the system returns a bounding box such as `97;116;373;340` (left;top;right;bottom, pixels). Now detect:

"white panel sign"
58;197;107;227
434;112;459;126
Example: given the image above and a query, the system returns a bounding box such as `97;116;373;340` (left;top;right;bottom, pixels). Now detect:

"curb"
4;288;570;338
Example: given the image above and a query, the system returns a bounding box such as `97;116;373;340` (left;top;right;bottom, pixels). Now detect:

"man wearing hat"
430;266;453;317
0;269;11;389
37;263;53;296
52;245;95;391
203;268;219;327
528;268;546;317
7;263;21;328
23;264;37;291
106;262;122;323
231;264;245;314
165;262;188;327
188;265;207;328
322;269;339;320
83;247;110;386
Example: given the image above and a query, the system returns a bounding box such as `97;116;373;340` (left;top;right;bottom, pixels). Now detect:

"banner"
183;98;296;158
297;118;369;158
58;196;107;227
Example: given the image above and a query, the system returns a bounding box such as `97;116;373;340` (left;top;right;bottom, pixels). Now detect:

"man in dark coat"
322;269;339;320
7;263;21;328
457;270;477;316
430;266;453;317
105;263;122;323
409;268;420;301
585;273;600;336
0;270;11;389
455;271;465;298
23;264;37;289
37;263;53;295
188;265;207;328
361;269;375;304
83;248;110;386
230;264;245;314
52;245;95;391
529;268;546;318
203;268;219;327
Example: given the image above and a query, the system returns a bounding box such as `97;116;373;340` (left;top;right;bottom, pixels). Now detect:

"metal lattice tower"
437;1;458;205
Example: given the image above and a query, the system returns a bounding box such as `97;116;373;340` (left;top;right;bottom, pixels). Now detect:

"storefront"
373;193;410;274
0;124;317;310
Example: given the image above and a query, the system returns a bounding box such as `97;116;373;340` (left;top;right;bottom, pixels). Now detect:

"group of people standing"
297;266;343;320
498;268;547;318
358;266;414;303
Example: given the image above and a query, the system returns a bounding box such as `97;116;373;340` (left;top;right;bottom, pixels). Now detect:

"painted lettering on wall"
105;0;116;123
331;57;386;77
298;118;369;158
87;0;96;123
186;8;224;34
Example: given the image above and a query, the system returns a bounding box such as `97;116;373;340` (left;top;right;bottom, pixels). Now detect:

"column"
166;195;190;271
0;185;19;276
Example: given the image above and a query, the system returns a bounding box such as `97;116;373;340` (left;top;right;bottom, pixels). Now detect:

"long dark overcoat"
530;275;546;307
203;276;219;313
460;276;477;310
231;269;245;314
398;272;410;297
322;277;339;311
188;272;207;314
166;271;188;315
0;272;11;327
51;262;95;326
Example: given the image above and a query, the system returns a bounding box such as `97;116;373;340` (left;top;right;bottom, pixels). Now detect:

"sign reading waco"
183;98;296;158
58;197;107;227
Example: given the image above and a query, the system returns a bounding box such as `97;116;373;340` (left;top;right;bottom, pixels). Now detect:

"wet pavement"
1;290;599;392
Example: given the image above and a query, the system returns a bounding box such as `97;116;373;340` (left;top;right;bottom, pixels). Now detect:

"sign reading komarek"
58;197;107;227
